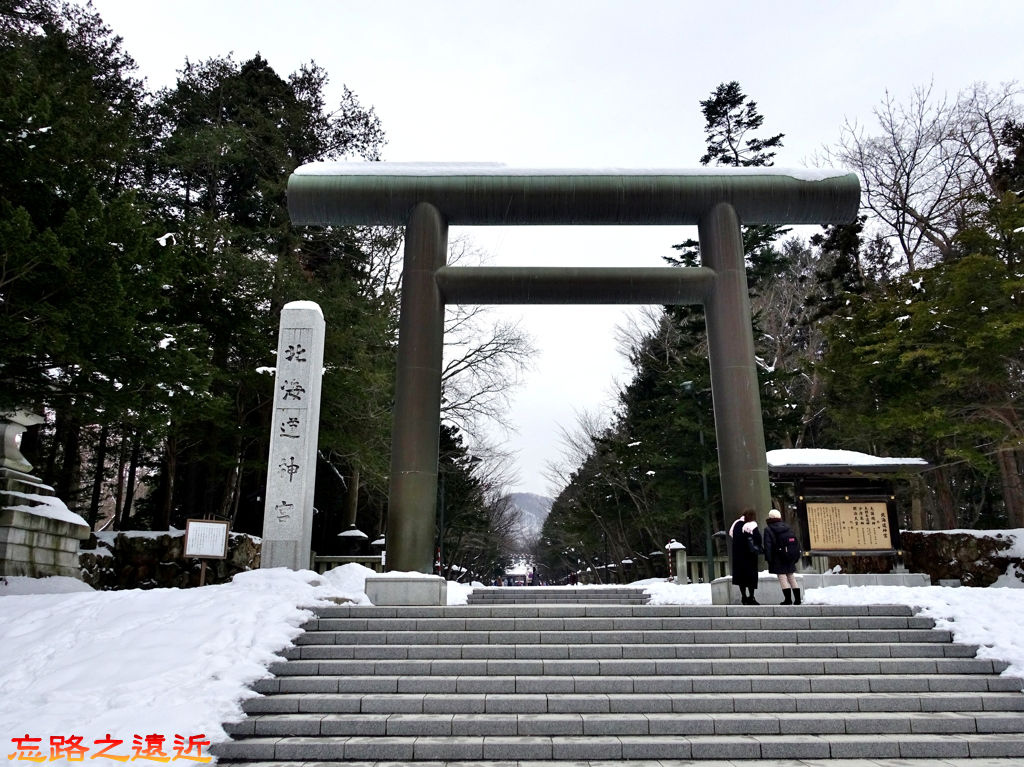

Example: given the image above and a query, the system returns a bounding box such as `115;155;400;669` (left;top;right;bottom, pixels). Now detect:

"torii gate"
287;164;860;573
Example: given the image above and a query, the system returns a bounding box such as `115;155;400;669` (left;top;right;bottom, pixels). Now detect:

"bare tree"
825;81;1021;271
440;237;536;438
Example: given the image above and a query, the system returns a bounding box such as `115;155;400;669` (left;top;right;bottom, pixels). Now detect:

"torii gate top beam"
288;163;860;227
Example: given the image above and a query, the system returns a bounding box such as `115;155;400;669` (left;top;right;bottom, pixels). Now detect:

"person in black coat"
763;508;800;605
728;509;762;605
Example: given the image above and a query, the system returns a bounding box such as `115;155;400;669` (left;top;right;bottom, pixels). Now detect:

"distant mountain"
505;492;553;543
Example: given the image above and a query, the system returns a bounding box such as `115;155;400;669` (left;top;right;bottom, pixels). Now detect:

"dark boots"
740;588;760;605
780;588;793;605
793;588;801;605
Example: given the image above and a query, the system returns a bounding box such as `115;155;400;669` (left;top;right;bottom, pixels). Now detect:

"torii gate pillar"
699;202;771;521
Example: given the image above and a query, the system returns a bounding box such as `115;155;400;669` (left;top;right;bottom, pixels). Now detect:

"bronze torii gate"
287;164;860;573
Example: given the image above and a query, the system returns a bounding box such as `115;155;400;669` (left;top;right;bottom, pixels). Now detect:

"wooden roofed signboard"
767;449;929;557
804;500;895;552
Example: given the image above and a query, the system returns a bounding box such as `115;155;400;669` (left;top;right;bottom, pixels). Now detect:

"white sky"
88;0;1024;496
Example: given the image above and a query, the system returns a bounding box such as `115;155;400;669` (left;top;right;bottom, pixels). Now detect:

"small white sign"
184;519;230;559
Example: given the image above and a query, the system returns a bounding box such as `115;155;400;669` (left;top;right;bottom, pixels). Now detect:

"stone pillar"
387;202;448;573
699;202;772;527
261;301;326;570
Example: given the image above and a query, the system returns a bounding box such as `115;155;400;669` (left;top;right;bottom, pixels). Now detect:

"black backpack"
777;533;802;565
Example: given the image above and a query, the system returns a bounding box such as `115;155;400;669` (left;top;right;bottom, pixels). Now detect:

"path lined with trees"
537;80;1023;582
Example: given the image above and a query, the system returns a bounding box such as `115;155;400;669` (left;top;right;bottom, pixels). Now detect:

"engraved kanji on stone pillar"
261;301;325;570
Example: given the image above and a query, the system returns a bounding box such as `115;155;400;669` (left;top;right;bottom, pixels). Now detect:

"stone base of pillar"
365;574;447;606
0;488;89;579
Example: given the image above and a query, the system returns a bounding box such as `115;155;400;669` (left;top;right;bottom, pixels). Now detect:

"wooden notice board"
184;519;230;560
804;501;895;552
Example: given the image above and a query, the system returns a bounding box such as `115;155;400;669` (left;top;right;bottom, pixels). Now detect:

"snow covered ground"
1;564;1023;764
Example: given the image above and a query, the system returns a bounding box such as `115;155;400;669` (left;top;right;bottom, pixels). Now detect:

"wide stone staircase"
214;597;1024;765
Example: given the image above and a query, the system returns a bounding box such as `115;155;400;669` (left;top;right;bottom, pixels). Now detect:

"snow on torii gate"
287;163;861;574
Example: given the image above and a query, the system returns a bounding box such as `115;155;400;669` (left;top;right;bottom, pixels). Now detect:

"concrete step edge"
211;732;1024;762
224;709;1024;738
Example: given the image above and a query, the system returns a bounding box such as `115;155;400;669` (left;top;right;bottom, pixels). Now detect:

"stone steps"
214;732;1024;762
240;690;1024;715
229;710;1024;736
283;641;981;659
267;658;1005;677
467;586;650;605
214;602;1024;764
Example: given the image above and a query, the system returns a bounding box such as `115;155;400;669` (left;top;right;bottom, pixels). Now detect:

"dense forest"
2;3;1021;584
536;81;1024;582
0;0;524;580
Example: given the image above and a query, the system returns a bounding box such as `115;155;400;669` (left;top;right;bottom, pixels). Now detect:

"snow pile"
767;447;928;467
803;585;1024;680
0;565;372;756
3;491;88;527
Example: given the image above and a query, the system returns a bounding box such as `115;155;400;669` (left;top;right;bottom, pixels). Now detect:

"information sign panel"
184;519;230;560
805;501;893;551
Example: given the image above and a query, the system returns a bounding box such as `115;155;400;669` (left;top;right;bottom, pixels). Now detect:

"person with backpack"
763;508;802;605
728;509;763;605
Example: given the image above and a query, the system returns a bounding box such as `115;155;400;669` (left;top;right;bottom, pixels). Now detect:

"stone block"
243;696;298;714
547;694;609;713
826;733;901;758
209;738;279;760
483;736;552;759
253;715;323;736
296;695;360;713
321;713;388;736
756;734;830;759
413;735;482;760
967;733;1024;757
688;735;760;759
551;735;620;760
341;736;413;761
422;693;485;714
484;694;546;714
365;575;447;606
518;714;583;736
396;676;454;694
899;734;970;758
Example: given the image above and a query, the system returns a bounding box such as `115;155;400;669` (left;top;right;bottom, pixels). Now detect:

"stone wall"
830;530;1023;587
0;506;90;578
79;529;260;590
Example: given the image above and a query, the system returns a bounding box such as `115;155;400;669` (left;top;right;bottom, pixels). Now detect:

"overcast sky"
89;0;1024;497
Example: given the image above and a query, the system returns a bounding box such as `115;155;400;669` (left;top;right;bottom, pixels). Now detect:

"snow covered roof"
767;448;929;476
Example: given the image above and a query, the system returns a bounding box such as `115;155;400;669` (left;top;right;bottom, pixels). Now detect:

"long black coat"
729;517;762;588
763;519;798;575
